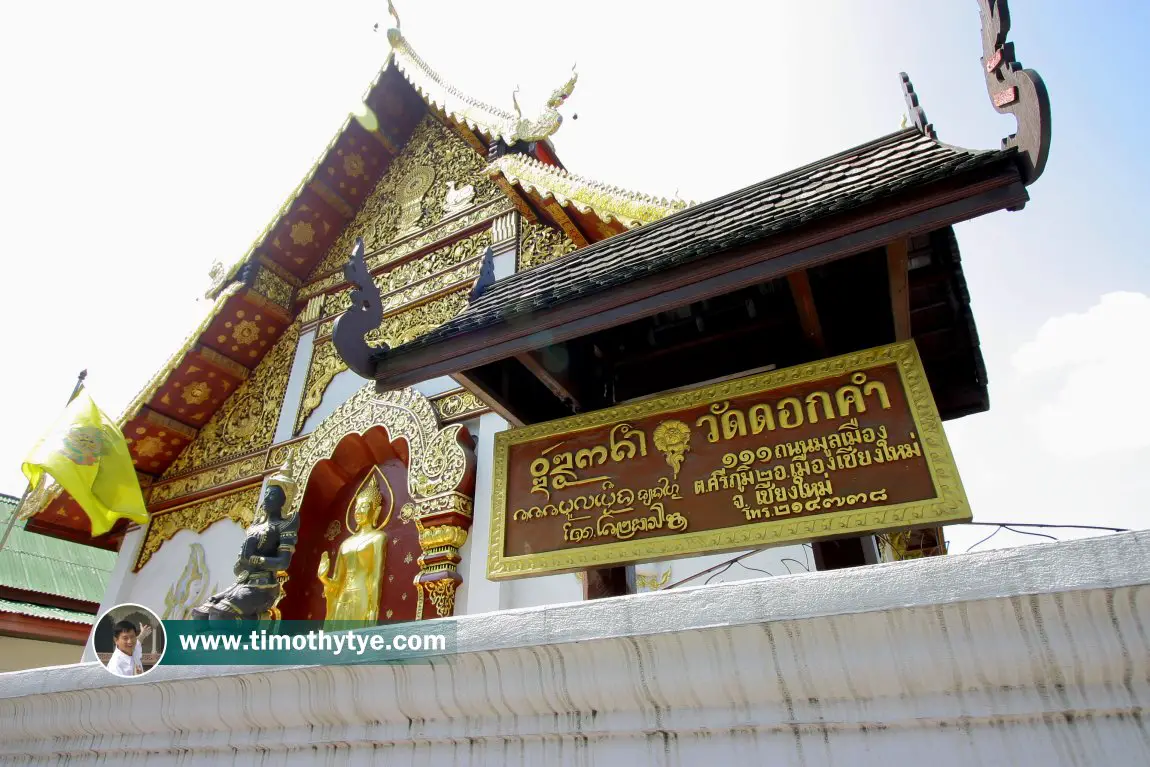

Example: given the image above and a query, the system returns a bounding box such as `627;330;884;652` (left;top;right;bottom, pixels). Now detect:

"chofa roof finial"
976;0;1050;185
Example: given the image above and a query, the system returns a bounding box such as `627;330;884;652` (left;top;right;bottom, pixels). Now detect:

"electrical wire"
965;525;1003;553
662;548;766;590
960;522;1129;532
736;560;774;578
780;558;810;573
704;561;736;586
1001;525;1058;542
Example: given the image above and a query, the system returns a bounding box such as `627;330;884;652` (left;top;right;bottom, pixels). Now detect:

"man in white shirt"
106;620;145;677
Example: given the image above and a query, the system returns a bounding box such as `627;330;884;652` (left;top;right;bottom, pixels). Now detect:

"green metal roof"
0;597;95;624
0;494;116;604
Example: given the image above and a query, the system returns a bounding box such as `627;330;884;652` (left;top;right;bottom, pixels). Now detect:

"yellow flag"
21;391;149;537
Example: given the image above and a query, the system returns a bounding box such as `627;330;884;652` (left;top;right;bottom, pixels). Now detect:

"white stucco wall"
5;530;1149;766
126;520;244;617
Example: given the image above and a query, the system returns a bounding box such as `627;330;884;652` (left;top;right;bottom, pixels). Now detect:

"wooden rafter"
886;239;912;341
786;270;826;353
514;351;581;413
542;201;590;248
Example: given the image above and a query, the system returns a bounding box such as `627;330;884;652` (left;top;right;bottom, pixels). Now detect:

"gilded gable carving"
294;341;347;436
293;289;472;434
518;220;577;271
319;229;490;322
309;115;500;279
163;323;300;477
366;290;470;349
136;486;260;571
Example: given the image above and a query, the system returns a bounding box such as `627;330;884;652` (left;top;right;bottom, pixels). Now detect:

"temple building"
5;2;1149;765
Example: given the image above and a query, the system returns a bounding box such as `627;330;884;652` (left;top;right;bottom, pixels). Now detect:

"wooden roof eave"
360;153;1027;393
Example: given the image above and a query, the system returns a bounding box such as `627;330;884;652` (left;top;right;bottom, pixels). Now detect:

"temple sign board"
488;340;971;579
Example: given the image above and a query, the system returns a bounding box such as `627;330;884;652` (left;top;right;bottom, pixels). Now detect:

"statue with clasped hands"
317;470;389;622
191;452;299;621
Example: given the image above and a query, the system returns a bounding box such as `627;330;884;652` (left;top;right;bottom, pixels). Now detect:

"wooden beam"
307;180;356;220
786;270;826;353
0;586;98;616
0;612;91;644
453;370;526;428
372;171;1027;390
514;350;581;413
886;239;912;340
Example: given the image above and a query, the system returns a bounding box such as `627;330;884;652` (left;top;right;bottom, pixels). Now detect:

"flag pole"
0;370;88;555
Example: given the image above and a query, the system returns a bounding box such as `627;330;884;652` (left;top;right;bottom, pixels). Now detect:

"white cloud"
1009;292;1150;457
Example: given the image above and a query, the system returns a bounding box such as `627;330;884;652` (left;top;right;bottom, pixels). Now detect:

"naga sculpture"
191;452;300;621
332;237;384;378
509;67;578;145
317;471;391;622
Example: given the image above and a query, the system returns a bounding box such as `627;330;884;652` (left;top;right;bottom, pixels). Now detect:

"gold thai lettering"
514;481;639;522
528;423;647;498
608;423;647;461
637;477;681;506
691;373;893;447
738;484;886;521
593;503;688;542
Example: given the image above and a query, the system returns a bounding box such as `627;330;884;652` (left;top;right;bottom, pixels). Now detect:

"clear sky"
0;0;1146;556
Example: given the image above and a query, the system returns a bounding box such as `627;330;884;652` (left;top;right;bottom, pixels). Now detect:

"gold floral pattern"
164;323;299;477
294;341;348;435
232;320;260;346
180;381;212;406
136;435;166;458
135;486;260;571
343;153;365;179
149;454;266;504
290;221;315;246
430;389;488;423
298;200;511;300
366;290;469;349
253;267;294;311
518;220;577;271
423;578;456;618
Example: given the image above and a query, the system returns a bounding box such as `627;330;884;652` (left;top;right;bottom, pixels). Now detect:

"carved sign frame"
488;341;971;579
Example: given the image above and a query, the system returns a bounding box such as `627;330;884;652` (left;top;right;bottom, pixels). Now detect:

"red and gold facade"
19;20;684;620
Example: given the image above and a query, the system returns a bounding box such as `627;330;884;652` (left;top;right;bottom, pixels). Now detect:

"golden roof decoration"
385;27;576;145
488;153;692;229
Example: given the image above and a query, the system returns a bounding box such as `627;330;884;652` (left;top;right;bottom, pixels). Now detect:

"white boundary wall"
3;530;1149;765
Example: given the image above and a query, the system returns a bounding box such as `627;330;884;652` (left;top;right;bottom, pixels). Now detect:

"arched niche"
278;427;420;622
282;385;477;621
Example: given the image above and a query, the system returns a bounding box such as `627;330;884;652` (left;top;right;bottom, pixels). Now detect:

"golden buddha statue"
317;471;390;622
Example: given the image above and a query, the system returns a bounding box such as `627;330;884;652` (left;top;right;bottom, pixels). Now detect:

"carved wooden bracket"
332;237;384;379
977;0;1051;185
